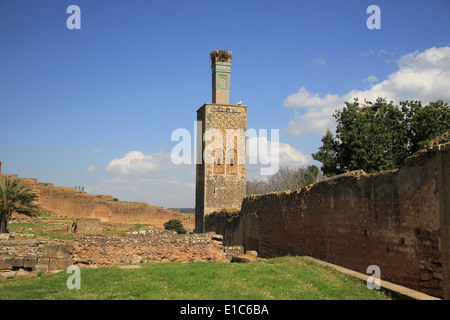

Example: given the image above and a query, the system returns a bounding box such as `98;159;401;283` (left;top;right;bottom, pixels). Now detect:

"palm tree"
0;177;38;233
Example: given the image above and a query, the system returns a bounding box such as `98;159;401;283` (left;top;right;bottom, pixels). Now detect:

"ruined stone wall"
0;240;73;279
0;173;188;228
73;231;228;267
34;184;184;226
205;145;450;299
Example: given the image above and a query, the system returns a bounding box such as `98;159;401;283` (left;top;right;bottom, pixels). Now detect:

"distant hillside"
169;208;195;214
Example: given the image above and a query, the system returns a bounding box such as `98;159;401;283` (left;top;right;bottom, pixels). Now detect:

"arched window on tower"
214;148;225;175
226;148;238;175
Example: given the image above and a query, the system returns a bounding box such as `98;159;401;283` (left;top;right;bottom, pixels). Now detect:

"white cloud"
93;150;196;207
106;151;156;174
284;87;341;109
246;136;310;179
286;105;338;136
93;148;103;153
313;58;326;65
278;141;310;167
363;75;378;84
94;137;309;206
285;46;450;136
86;166;96;173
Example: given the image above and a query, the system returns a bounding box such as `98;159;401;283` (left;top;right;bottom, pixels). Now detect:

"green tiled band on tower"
211;49;232;104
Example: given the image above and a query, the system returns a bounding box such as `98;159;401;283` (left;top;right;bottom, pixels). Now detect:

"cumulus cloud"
97;135;308;205
106;151;156;174
284;87;341;109
93;150;196;207
285;46;450;136
247;135;310;178
363;75;378;84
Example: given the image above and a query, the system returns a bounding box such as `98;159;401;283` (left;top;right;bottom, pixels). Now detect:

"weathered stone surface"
0;257;13;270
0;233;11;240
43;243;72;259
24;256;38;268
0;240;73;278
71;218;102;234
73;231;228;267
206;143;450;299
195;103;247;233
12;256;24;268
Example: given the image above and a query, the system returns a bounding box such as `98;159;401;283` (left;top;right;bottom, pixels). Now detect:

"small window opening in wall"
230;158;234;166
217;157;221;165
214;189;216;194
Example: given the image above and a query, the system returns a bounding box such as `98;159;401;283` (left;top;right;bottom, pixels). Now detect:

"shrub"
163;219;187;234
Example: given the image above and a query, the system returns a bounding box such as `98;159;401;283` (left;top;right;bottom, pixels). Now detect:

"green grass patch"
0;256;392;300
8;219;74;240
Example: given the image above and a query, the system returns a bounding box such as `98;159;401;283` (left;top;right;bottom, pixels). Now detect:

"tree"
311;129;343;176
163;219;187;234
246;165;322;195
312;98;450;177
401;99;450;154
0;177;38;233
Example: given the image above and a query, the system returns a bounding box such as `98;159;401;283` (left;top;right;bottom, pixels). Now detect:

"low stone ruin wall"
71;218;102;234
73;231;229;267
0;240;73;280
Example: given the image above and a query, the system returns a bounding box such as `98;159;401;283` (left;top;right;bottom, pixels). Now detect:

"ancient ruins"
0;50;449;300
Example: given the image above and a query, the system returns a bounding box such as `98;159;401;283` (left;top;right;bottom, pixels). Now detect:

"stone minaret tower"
195;50;247;233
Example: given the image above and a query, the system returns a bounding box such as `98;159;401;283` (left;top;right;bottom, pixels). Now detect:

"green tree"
163;219;187;234
401;99;450;154
313;98;450;177
246;165;322;195
0;177;38;233
311;129;343;176
301;165;321;186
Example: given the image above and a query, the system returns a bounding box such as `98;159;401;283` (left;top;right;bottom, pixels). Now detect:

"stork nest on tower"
210;49;232;62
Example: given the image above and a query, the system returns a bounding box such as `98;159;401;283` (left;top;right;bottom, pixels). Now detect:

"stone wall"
0;173;189;228
34;184;185;227
71;218;102;234
205;143;450;299
0;240;73;279
195;103;247;233
72;231;228;267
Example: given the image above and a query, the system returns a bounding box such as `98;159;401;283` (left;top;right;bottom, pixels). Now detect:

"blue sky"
1;0;449;208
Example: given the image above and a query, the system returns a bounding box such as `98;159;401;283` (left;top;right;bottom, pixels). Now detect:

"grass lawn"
0;256;393;300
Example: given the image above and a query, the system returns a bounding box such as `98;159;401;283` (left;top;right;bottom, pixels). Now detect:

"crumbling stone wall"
205;144;450;299
71;218;102;234
0;173;188;227
0;240;73;279
34;185;184;226
72;231;228;267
